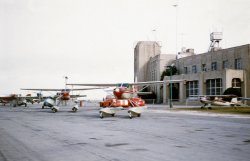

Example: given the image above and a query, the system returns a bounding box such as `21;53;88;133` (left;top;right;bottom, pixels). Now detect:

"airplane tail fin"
231;98;238;103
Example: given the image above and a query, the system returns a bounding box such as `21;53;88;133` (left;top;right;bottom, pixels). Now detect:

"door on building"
171;83;179;101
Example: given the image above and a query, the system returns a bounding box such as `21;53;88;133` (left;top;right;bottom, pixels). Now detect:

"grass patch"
175;107;250;115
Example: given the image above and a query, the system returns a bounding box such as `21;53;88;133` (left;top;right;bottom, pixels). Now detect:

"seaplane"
190;95;249;109
21;87;101;112
0;94;28;107
67;80;182;119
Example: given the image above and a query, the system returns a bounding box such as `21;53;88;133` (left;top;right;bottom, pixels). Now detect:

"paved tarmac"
0;102;250;161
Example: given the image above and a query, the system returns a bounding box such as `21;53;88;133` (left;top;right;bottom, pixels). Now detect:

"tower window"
223;60;228;69
211;62;217;71
192;65;197;73
235;58;242;69
202;64;206;72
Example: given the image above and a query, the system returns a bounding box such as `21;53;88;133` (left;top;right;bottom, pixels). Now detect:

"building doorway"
171;83;179;101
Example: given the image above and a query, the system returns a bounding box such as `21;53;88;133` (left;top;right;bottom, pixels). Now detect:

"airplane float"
21;88;100;112
67;80;182;119
0;94;28;107
190;95;250;109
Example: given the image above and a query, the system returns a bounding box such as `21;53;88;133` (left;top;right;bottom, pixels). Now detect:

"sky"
1;0;250;99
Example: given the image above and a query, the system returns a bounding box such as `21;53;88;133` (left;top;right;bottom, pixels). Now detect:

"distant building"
134;41;161;83
134;41;175;103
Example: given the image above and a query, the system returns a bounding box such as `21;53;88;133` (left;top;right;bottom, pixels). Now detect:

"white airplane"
21;87;100;112
67;80;183;118
190;95;250;109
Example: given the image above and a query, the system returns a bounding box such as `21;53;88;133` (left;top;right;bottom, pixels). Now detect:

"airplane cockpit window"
117;83;129;88
62;89;70;92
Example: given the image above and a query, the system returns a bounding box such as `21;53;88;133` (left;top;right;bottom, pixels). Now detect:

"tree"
160;66;178;80
223;87;242;102
223;87;242;97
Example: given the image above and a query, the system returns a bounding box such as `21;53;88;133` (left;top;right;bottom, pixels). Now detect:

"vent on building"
176;47;195;59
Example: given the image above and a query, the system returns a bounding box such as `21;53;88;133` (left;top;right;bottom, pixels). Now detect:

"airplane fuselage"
200;96;233;107
0;94;17;102
43;98;55;108
113;87;135;99
0;94;27;107
56;90;70;101
100;87;145;108
61;91;70;100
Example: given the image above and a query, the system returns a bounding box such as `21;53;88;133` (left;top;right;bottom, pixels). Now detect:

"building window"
211;62;217;71
192;65;197;73
223;60;228;69
202;64;206;72
232;78;241;94
151;70;156;81
184;67;188;74
186;81;199;97
235;58;242;69
206;79;222;95
232;78;241;88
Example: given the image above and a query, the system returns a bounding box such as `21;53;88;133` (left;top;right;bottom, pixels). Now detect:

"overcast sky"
1;0;250;99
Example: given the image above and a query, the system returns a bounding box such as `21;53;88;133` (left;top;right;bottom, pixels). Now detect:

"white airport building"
134;35;250;105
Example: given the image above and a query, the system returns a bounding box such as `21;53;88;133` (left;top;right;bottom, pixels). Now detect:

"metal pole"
170;67;173;108
64;76;68;90
173;4;178;56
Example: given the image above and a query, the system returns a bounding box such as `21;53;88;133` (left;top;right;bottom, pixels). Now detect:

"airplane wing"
66;83;118;87
70;95;87;98
238;97;250;100
21;88;65;91
18;96;38;99
136;92;153;95
189;95;237;98
67;80;184;87
70;88;102;91
21;88;102;91
128;80;183;86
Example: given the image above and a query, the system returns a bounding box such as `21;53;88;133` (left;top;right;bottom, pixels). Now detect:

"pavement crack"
105;143;129;147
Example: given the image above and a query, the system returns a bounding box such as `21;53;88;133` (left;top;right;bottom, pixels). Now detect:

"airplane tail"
231;98;238;103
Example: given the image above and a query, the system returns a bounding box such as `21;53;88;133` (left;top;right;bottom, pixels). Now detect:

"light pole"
152;29;157;41
64;76;68;90
167;66;173;108
173;4;178;55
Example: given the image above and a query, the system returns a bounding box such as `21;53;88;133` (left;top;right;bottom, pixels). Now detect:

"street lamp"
152;28;157;41
167;65;173;108
173;4;178;55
